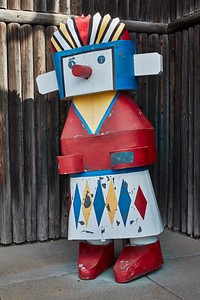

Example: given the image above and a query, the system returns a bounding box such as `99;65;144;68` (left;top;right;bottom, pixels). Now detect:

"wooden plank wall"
0;0;200;244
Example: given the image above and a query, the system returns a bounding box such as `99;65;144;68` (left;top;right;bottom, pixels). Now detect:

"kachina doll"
37;13;164;283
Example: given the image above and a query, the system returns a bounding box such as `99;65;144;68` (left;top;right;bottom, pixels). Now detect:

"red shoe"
114;240;164;283
78;242;115;280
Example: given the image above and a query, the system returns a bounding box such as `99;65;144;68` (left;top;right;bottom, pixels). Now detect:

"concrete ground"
0;229;199;300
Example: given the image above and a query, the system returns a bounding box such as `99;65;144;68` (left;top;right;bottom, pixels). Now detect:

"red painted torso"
58;92;156;174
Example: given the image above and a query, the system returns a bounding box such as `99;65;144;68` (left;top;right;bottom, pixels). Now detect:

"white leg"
87;239;113;245
130;236;157;246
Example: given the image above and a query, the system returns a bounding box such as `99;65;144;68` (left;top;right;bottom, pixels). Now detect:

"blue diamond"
93;180;105;226
118;180;131;226
73;184;81;229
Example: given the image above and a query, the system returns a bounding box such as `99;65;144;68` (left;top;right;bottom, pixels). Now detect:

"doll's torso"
60;91;156;173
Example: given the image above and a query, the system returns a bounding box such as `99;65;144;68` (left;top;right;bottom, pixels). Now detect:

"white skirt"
68;168;163;240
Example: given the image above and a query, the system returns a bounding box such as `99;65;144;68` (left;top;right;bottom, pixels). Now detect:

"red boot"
114;240;164;283
78;241;115;280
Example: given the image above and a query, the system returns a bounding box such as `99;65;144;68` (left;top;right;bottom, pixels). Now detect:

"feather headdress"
51;13;130;53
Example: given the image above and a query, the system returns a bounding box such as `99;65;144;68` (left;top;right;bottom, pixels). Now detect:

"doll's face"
52;40;138;99
62;48;114;97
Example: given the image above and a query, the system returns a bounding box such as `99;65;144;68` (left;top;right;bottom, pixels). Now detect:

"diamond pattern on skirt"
73;179;148;228
82;181;93;226
106;180;118;225
134;186;147;219
118;180;132;226
73;184;82;228
93;180;106;226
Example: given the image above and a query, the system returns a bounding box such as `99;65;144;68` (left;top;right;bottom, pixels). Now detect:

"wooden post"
158;34;169;226
173;31;182;232
149;0;161;22
193;24;200;237
107;0;118;17
180;29;189;234
187;27;194;236
161;0;170;23
94;0;107;16
46;25;60;239
182;0;190;16
0;0;7;8
60;174;69;238
20;24;36;242
168;33;175;229
47;0;60;13
81;0;94;16
129;0;140;20
170;0;176;22
8;0;20;10
195;0;200;11
34;0;47;12
189;0;195;13
8;23;25;243
71;0;83;15
33;25;49;241
0;22;12;245
118;0;129;19
136;33;149;116
60;0;70;14
148;33;159;196
21;0;33;11
176;0;183;19
140;0;150;21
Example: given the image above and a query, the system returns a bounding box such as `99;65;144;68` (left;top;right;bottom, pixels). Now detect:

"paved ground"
0;229;199;300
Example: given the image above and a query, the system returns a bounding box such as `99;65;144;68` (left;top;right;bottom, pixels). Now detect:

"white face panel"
62;49;114;97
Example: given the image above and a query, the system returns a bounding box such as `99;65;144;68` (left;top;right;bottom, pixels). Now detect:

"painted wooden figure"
37;13;164;283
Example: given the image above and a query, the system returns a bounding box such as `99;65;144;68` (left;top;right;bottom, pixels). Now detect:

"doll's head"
50;13;138;98
36;13;162;98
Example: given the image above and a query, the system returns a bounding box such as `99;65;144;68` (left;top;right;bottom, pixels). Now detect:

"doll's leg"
130;236;157;245
78;239;114;280
114;236;163;283
87;239;113;245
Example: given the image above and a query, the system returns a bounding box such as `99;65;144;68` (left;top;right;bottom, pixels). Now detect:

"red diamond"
134;186;147;219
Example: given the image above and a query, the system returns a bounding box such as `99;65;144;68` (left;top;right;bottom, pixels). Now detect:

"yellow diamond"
106;180;118;225
82;181;93;226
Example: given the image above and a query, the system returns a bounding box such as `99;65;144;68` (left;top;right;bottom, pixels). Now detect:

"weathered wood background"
0;0;200;244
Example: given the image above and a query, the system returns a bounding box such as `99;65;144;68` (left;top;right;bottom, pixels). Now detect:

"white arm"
36;70;58;94
134;53;163;76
